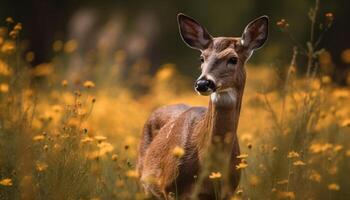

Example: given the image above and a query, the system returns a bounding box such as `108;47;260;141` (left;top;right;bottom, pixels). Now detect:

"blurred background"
1;1;350;199
1;0;349;84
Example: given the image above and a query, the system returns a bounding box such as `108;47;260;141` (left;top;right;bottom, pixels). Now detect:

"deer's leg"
137;120;157;173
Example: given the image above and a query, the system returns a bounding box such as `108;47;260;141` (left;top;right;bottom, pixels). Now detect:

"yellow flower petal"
0;178;12;186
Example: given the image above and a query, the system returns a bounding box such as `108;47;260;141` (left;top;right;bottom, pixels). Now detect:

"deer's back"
139;105;207;198
137;104;190;171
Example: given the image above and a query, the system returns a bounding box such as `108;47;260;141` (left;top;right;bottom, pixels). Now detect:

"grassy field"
1;7;350;200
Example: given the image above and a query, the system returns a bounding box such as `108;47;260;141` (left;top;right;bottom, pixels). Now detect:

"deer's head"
178;13;268;96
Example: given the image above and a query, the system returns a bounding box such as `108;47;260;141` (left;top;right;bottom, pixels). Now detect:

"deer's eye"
200;56;204;63
227;57;238;65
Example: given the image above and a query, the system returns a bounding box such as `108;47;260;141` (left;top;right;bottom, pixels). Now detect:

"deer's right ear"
241;16;269;51
177;13;213;51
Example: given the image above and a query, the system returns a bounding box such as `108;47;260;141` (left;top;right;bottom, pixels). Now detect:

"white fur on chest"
210;88;237;107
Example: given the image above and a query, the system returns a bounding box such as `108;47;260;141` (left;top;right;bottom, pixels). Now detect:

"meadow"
1;4;350;200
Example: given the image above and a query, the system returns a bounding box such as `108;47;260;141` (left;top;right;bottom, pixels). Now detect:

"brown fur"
137;13;268;200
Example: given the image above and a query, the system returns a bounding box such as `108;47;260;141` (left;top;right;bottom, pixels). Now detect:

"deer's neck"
196;87;244;162
209;88;242;145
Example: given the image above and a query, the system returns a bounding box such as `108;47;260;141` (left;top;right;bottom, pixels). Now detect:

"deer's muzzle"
194;78;216;95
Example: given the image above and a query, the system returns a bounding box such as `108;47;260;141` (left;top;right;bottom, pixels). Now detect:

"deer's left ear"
241;16;269;51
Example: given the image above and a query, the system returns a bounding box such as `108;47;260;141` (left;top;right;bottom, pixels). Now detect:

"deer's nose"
195;78;216;95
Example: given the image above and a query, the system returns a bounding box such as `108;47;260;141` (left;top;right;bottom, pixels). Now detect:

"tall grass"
237;1;350;199
0;2;350;199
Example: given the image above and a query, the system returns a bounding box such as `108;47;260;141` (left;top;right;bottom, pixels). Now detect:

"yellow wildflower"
0;83;9;93
328;183;340;191
341;49;350;64
5;17;14;24
111;154;118;161
98;142;114;155
319;51;332;67
0;178;12;186
311;79;321;90
249;175;260;186
240;133;253;143
276;19;290;30
64;39;78;53
0;59;12;76
328;165;338;175
126;170;139;178
83;80;95;88
36;162;48;172
77;108;87;116
61;79;68;87
309;143;333;154
236;154;248;159
81;137;93;143
25;51;35;62
94;135;107;142
156;64;175;81
236;189;243;195
272;146;278;152
309;170;322;183
172;146;185;158
332;89;349;99
333;144;343;152
209;172;222;179
293;160;306;166
236;162;248;170
32;63;54;76
287;151;299;158
53;40;63;52
277;191;295;199
1;41;15;53
115;180;124;188
341;119;350;127
14;23;22;31
53;144;61;150
321;76;332;84
9;30;18;38
33;135;45;141
345;150;350;157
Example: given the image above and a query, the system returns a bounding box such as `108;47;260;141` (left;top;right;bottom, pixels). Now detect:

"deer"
137;13;268;200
